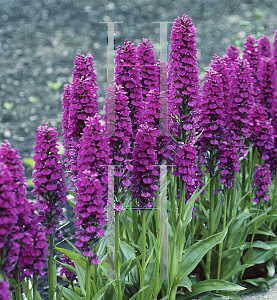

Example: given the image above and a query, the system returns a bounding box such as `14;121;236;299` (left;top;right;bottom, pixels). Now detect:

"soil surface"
1;0;277;299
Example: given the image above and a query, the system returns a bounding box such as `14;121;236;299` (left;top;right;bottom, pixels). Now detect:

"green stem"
140;211;146;300
14;265;22;300
85;257;91;300
167;234;177;296
48;233;55;300
153;194;160;299
217;190;228;279
33;274;37;300
206;173;214;279
132;200;139;284
115;210;122;300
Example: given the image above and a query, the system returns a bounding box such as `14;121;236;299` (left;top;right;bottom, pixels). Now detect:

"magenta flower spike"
115;40;143;134
0;162;20;276
252;163;272;203
225;45;240;63
32;122;67;238
0;140;49;280
256;56;277;114
168;14;201;135
62;54;100;189
258;34;272;58
131;123;159;210
137;38;159;101
74;114;111;262
172;140;202;203
103;84;133;193
226;58;255;145
273;30;277;69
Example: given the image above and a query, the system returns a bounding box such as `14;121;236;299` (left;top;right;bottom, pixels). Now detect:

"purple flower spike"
252;164;271;202
104;84;133;200
225;45;240;63
137;38;159;96
242;35;260;97
32;122;67;238
74;114;111;262
257;56;277;114
273;30;277;69
115;40;143;133
0;162;20;275
168;14;201;133
62;54;100;189
226;58;255;146
131;123;159;210
173;140;202;203
258;34;272;58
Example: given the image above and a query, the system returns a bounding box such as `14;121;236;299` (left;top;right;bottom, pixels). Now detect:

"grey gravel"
1;0;277;299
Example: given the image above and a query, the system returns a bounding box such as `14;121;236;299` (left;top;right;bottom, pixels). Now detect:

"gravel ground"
1;0;277;299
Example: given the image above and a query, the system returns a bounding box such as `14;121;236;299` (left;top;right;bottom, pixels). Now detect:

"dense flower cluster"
252;164;272;202
104;84;133;203
226;58;255;146
242;35;260;92
258;34;272;58
115;40;143;133
19;231;49;278
168;14;201;135
131;123;159;209
74;114;111;261
32;122;67;238
225;45;240;63
137;38;159;100
173;140;201;202
62;54;100;187
60;254;78;282
273;30;277;67
256;56;277;114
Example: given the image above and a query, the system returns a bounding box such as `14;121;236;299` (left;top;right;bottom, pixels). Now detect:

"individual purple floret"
225;45;240;63
115;40;143;134
0;278;10;300
252;164;271;202
168;14;201;137
242;35;260;94
256;56;277;114
74;114;111;262
258;34;272;58
137;38;159;101
62;54;100;189
131;123;159;210
60;254;78;283
32;122;67;238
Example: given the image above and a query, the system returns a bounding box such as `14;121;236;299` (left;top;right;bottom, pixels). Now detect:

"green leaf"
266;259;275;277
28;96;39;103
23;158;35;168
57;284;84;300
251;248;276;264
3;102;14;110
177;229;228;286
217;291;242;300
239;277;277;295
67;196;76;208
128;285;149;300
184;280;246;299
48;81;63;90
221;264;254;281
91;278;117;300
73;258;86;295
57;286;63;300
